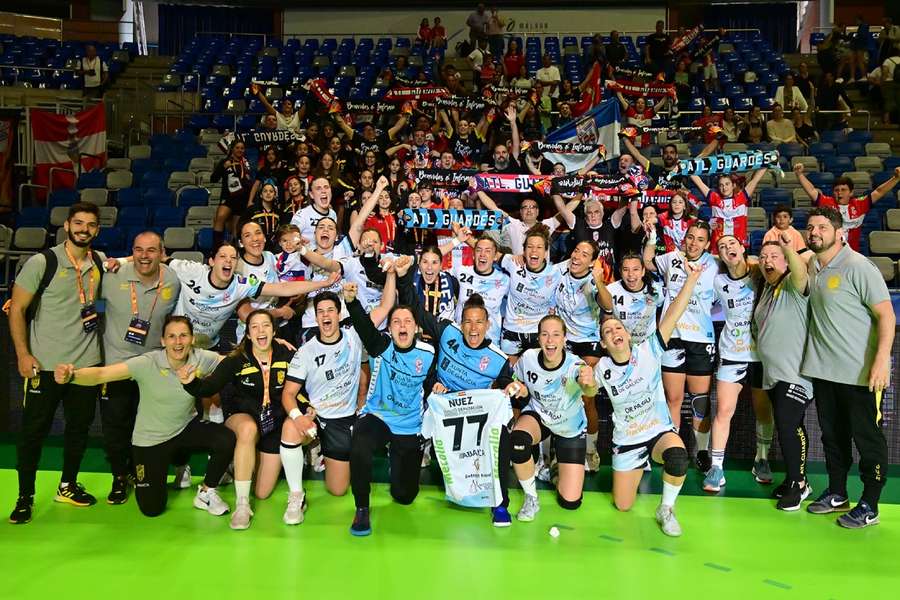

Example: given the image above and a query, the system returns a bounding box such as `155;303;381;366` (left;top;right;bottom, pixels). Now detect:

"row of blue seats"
92;226;216;255
45;186;212;209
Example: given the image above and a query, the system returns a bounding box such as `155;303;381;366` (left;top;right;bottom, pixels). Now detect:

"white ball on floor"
549;526;560;538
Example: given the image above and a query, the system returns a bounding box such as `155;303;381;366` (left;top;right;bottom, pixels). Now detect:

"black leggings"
131;418;235;517
770;382;811;485
350;414;424;509
100;379;140;478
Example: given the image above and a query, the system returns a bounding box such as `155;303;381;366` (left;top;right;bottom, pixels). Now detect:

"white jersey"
501;255;563;334
422;389;513;508
235;251;280;339
286;321;363;419
713;270;758;362
514;349;587;438
340;253;396;330
654;251;717;343
553;261;601;343
274;250;307;282
302;237;354;328
606;279;665;345
452;264;509;345
595;332;674;446
169;259;261;349
290;205;337;242
505;216;560;255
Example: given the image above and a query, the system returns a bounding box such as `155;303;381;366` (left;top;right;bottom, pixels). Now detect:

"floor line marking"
649;547;675;556
763;579;792;590
597;534;622;542
704;562;732;572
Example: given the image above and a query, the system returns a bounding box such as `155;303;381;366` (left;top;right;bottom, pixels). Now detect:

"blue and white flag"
543;98;621;174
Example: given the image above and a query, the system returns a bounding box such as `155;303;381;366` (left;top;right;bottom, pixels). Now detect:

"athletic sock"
207;405;224;424
586;432;598;455
280;442;304;493
710;449;725;470
694;429;710;452
519;476;537;498
661;481;683;507
755;421;774;460
234;480;251;502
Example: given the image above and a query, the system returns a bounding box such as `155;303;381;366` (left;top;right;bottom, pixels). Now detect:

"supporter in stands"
721;107;743;142
774;74;809;113
467;3;489;45
536;54;561;98
486;7;506;59
816;71;854;131
503;40;524;83
845;16;871;84
739;105;768;143
77;44;107;99
431;17;447;50
211;139;253;244
763;205;807;252
690;168;769;248
605;31;627;69
793;62;816;107
417;18;433;47
509;64;532;90
882;50;900;126
557;79;581;105
701;55;718;93
616;93;670;148
766;104;797;144
252;85;304;135
791;107;818;147
878;17;900;64
249;146;288;203
645;20;672;75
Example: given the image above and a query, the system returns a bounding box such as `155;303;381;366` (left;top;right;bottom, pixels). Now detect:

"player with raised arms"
597;252;665;345
506;315;597;521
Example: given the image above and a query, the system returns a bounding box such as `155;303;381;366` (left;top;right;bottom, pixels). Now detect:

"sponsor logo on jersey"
415;358;423;374
479;356;490;371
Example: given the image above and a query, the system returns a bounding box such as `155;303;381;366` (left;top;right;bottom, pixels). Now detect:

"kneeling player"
506;316;597;521
583;261;704;536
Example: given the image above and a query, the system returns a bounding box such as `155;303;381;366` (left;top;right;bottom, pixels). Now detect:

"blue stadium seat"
819;130;848;145
116;187;143;207
778;143;805;159
48;188;79;208
759;188;791;212
143;188;174;207
837;142;864;158
808;142;834;157
92;228;125;253
151;206;186;228
197;227;215;253
117;207;149;227
178;187;210;207
847;130;873;144
806;172;835;189
76;170;105;190
17;206;49;227
823;156;852;174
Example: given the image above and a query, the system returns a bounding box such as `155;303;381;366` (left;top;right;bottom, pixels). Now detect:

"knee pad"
662;446;689;477
689;393;710;420
510;430;534;464
557;494;582;510
555;440;587;465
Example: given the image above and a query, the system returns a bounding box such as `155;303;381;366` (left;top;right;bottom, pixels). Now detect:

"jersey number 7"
442;414;489;451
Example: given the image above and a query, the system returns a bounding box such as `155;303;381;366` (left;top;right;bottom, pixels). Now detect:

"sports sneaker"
173;464;192;489
107;476;130;505
9;495;33;524
752;459;773;484
585;450;601;473
806;489;850;515
695;450;712;473
350;507;371;536
230;497;253;530
771;479;789;499
284;491;306;525
420;440;432;468
309;443;325;473
536;462;551;483
516;494;540;522
194;485;230;516
836;501;879;529
55;482;96;507
777;481;812;511
655;504;682;537
702;466;726;493
491;506;512;527
218;464;234;486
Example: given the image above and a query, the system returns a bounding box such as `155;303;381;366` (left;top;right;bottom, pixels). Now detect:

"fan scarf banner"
544;174;639;197
435;95;493;111
411;168;479;188
691;34;722;61
400;208;506;230
345;101;399;115
521;141;606;155
31;103;106;199
667;150;782;180
218;129;305;152
606;79;677;99
471;173;551;194
671;25;704;54
382;85;450;102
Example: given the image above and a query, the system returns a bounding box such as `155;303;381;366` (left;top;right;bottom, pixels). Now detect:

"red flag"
571;61;602;117
31;103;106;199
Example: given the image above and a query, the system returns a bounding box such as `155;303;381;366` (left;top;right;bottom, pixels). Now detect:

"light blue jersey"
452;264;509;344
361;340;436;435
515;349;588;438
554;261;601;343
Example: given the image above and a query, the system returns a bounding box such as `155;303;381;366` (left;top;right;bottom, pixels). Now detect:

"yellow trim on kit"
875;389;883;424
238;367;260;376
271;361;289;369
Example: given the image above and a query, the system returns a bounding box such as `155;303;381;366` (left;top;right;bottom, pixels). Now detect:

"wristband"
289;408;302;420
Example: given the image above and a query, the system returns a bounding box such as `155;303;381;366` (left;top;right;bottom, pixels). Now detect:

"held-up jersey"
595;332;674;446
452;264;509;345
514;349;587;438
713;271;758;362
301;237;354;328
605;279;665;345
286;322;363;419
169;259;262;349
657;214;695;253
707;189;750;248
654;251;717;343
362;339;437;435
422;389;512;508
553;261;601;343
501;255;563;334
235;251;280;339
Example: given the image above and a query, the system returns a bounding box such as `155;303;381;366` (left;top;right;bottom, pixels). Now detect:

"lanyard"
259;350;273;407
64;245;95;306
130;269;164;320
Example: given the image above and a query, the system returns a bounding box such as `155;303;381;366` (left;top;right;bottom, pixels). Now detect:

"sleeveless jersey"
286;322;362;419
452;264;509;345
169;259;261;349
422;389;512;508
514;349;588;438
713;270;758;362
595;332;674;445
301;237;354;328
362;339;436;434
501;255;563;334
434;322;509;392
553;261;601;343
654;251;718;343
606;279;665;345
235;251;280;339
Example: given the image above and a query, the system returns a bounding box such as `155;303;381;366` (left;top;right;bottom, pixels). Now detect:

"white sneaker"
536;463;552;483
421;439;433;468
283;491;306;525
230;497;253;530
585;451;601;473
655;504;682;537
516;494;540;522
194;485;230;516
309;444;325;473
173;464;192;489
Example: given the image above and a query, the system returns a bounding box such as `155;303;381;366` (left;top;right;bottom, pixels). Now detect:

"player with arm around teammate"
506;315;598;521
583;261;705;537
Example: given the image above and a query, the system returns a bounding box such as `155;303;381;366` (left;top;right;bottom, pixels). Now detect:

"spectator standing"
645;20;672;75
774;73;809;113
882;51;900;126
486;7;506;59
535;54;562;98
432;17;447;50
77;44;107;99
417;19;433;47
503;40;524;82
877;17;900;63
605;30;627;68
466;3;489;46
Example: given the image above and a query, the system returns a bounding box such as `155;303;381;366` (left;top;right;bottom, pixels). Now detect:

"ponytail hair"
524;223;551;251
461;293;488;320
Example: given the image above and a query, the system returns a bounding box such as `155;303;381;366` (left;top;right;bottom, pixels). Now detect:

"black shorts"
223;398;285;454
222;192;248;215
520;410;586;465
317;414;356;461
566;340;603;358
500;329;539;356
661;338;716;376
611;428;678;472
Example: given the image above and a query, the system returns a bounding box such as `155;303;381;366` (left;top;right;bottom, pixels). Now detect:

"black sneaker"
771;479;789;499
836;501;879;529
107;476;130;505
9;495;34;524
776;481;812;512
350;507;371;537
55;482;97;507
695;450;712;473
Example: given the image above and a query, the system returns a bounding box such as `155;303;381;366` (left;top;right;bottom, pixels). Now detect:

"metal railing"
664;108;870;131
0;64;78;87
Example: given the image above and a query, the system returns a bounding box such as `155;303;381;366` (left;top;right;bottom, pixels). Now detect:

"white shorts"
716;359;762;387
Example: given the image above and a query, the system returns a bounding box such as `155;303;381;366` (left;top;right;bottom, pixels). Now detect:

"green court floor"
1;447;898;600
